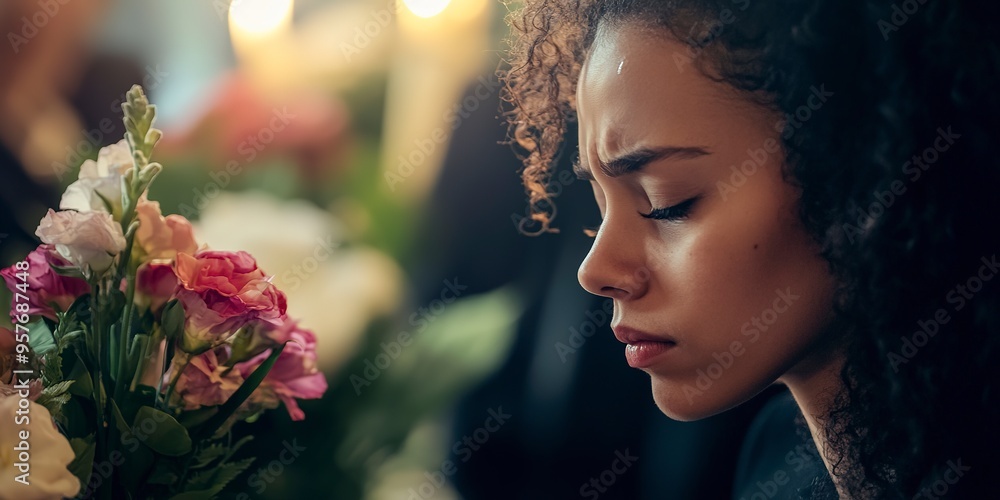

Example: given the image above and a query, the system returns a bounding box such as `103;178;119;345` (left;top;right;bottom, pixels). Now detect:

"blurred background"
0;1;785;498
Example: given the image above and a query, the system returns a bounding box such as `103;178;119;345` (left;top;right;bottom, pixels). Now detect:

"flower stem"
162;350;192;407
115;273;136;401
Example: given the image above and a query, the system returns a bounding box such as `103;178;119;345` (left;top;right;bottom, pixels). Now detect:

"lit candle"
229;0;295;91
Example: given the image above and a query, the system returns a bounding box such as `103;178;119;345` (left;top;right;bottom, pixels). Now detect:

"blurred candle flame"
402;0;451;18
229;0;295;92
229;0;294;36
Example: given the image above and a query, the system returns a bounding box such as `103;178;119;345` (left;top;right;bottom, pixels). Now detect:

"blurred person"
0;0;114;262
504;0;1000;498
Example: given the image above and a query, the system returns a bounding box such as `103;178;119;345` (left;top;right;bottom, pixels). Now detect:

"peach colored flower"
135;197;198;261
0;397;80;499
172;251;286;353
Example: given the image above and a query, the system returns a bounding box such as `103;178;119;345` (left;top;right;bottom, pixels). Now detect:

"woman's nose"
577;214;648;301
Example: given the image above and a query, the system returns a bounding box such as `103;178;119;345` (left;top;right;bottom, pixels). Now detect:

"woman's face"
575;23;839;421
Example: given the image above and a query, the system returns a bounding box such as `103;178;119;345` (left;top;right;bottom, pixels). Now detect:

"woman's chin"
648;375;748;422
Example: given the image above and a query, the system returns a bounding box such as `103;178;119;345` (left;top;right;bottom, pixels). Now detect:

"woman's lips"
613;326;678;368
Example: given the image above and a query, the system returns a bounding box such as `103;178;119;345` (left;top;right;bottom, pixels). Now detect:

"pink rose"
135;260;178;312
238;322;327;421
167;347;245;410
135;197;198;261
136;261;178;313
2;245;91;321
35;209;127;275
173;251;287;353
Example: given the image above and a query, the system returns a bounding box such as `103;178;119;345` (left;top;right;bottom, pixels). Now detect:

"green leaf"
160;299;185;343
49;263;86;279
67;354;94;398
26;320;56;355
67;435;96;489
40;345;64;386
126;333;150;388
194;344;285;440
110;399;133;438
190;443;227;469
147;461;179;485
178;407;218;430
133;406;192;456
35;380;74;418
224;435;254;462
58;329;84;349
94;189;116;214
181;457;255;497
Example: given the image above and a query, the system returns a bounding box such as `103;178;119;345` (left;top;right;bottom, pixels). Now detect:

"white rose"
0;397;81;500
35;209;127;275
59;140;134;215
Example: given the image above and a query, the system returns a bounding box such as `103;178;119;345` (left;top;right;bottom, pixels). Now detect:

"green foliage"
172;457;255;499
67;435;96;490
160;299;185;343
133;406;193;457
35;380;75;420
26;320;56;355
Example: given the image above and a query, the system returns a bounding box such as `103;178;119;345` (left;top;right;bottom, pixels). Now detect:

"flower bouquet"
1;85;327;499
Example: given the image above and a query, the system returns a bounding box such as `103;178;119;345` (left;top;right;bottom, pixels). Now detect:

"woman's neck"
780;345;848;498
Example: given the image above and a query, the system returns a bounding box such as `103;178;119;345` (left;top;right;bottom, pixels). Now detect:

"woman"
502;0;999;497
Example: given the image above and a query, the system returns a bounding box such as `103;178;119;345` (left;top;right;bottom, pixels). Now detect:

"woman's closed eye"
583;195;699;237
639;196;699;222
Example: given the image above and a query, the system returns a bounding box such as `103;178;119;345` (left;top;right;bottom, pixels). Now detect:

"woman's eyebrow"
600;146;711;177
573;145;711;180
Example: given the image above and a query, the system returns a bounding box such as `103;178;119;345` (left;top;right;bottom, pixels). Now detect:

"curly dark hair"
501;0;1000;497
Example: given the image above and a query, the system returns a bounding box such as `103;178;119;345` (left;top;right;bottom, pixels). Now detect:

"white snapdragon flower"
35;209;127;276
59;140;134;216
